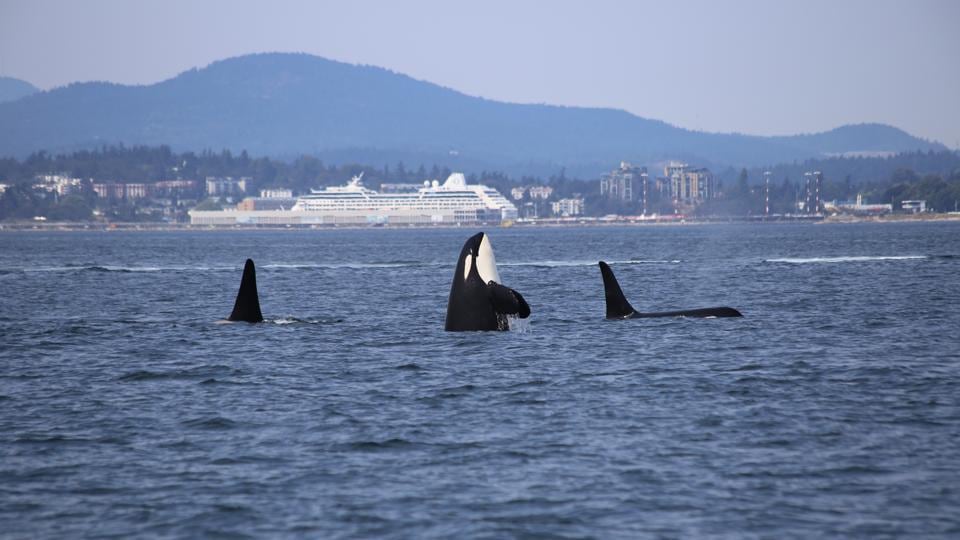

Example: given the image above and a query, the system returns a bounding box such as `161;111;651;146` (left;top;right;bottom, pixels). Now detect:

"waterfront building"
92;182;153;200
804;171;823;214
259;188;293;199
664;162;714;205
528;186;554;200
190;173;518;226
124;183;150;200
205;177;249;197
154;180;198;196
92;183;125;200
35;175;82;196
600;162;643;203
551;197;585;217
901;200;927;213
511;185;554;202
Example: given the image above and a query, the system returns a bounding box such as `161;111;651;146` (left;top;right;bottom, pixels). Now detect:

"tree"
47;194;93;221
194;198;224;211
737;168;749;195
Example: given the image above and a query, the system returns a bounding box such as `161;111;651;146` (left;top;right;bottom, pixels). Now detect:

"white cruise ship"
189;173;518;226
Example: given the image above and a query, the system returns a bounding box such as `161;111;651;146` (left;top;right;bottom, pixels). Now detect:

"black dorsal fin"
599;261;636;319
228;259;264;323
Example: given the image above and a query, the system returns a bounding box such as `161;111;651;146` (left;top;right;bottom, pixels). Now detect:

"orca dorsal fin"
228;259;264;323
599;261;636;319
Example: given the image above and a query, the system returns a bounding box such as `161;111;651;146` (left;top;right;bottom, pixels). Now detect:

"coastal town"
1;154;952;229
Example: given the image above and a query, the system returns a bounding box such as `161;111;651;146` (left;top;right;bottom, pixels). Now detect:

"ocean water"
1;223;958;538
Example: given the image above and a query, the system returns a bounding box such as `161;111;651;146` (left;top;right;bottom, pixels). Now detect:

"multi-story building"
92;183;125;200
510;185;554;201
124;183;151;200
803;171;823;214
154;180;198;196
551;197;585;217
528;186;554;200
92;182;155;200
664;161;714;205
34;175;83;196
600;162;644;203
259;188;293;199
901;200;927;213
205;177;249;197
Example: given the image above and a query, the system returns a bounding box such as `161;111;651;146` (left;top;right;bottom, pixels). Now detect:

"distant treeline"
0;145;456;192
720;150;960;196
1;145;960;221
714;150;960;213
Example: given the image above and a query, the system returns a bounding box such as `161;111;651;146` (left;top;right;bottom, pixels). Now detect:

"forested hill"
0;76;38;104
729;149;960;187
0;53;945;174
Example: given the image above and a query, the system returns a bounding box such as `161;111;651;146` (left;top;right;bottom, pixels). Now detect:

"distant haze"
1;0;958;148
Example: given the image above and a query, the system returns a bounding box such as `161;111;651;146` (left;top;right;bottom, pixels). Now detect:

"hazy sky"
1;0;958;147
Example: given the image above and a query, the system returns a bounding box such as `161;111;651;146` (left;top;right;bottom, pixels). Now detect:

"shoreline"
2;213;959;232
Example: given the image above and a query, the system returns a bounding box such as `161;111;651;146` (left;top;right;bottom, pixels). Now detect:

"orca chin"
599;261;742;319
227;259;264;323
445;232;531;331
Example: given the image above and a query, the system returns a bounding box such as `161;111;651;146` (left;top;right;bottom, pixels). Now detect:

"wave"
765;255;927;264
342;438;415;452
116;364;240;382
6;262;423;273
181;416;238;430
4;262;423;273
262;262;428;269
7;264;236;273
269;317;343;325
264;259;680;269
4;259;678;273
500;259;679;268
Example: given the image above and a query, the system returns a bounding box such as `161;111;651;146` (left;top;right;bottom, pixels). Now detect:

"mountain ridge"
0;53;944;175
0;76;39;104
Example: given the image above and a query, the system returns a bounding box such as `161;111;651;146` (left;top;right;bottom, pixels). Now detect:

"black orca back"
228;259;264;323
599;261;637;319
631;307;743;318
598;261;742;319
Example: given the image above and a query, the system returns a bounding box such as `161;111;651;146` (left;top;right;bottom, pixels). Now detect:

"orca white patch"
463;233;501;283
463;251;472;281
475;233;500;283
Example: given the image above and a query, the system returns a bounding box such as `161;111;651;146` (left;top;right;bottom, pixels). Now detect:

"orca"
445;232;531;331
599;261;742;319
227;259;264;323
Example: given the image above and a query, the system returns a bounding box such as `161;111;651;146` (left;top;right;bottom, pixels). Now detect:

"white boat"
189;173;518;226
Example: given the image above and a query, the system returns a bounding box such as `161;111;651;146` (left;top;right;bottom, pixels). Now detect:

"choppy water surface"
1;223;959;538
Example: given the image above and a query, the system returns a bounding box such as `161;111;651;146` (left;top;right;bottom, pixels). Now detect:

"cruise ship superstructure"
189;173;518;226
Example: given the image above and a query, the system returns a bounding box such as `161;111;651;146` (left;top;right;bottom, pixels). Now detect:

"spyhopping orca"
227;259;264;323
599;261;742;319
445;232;531;331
